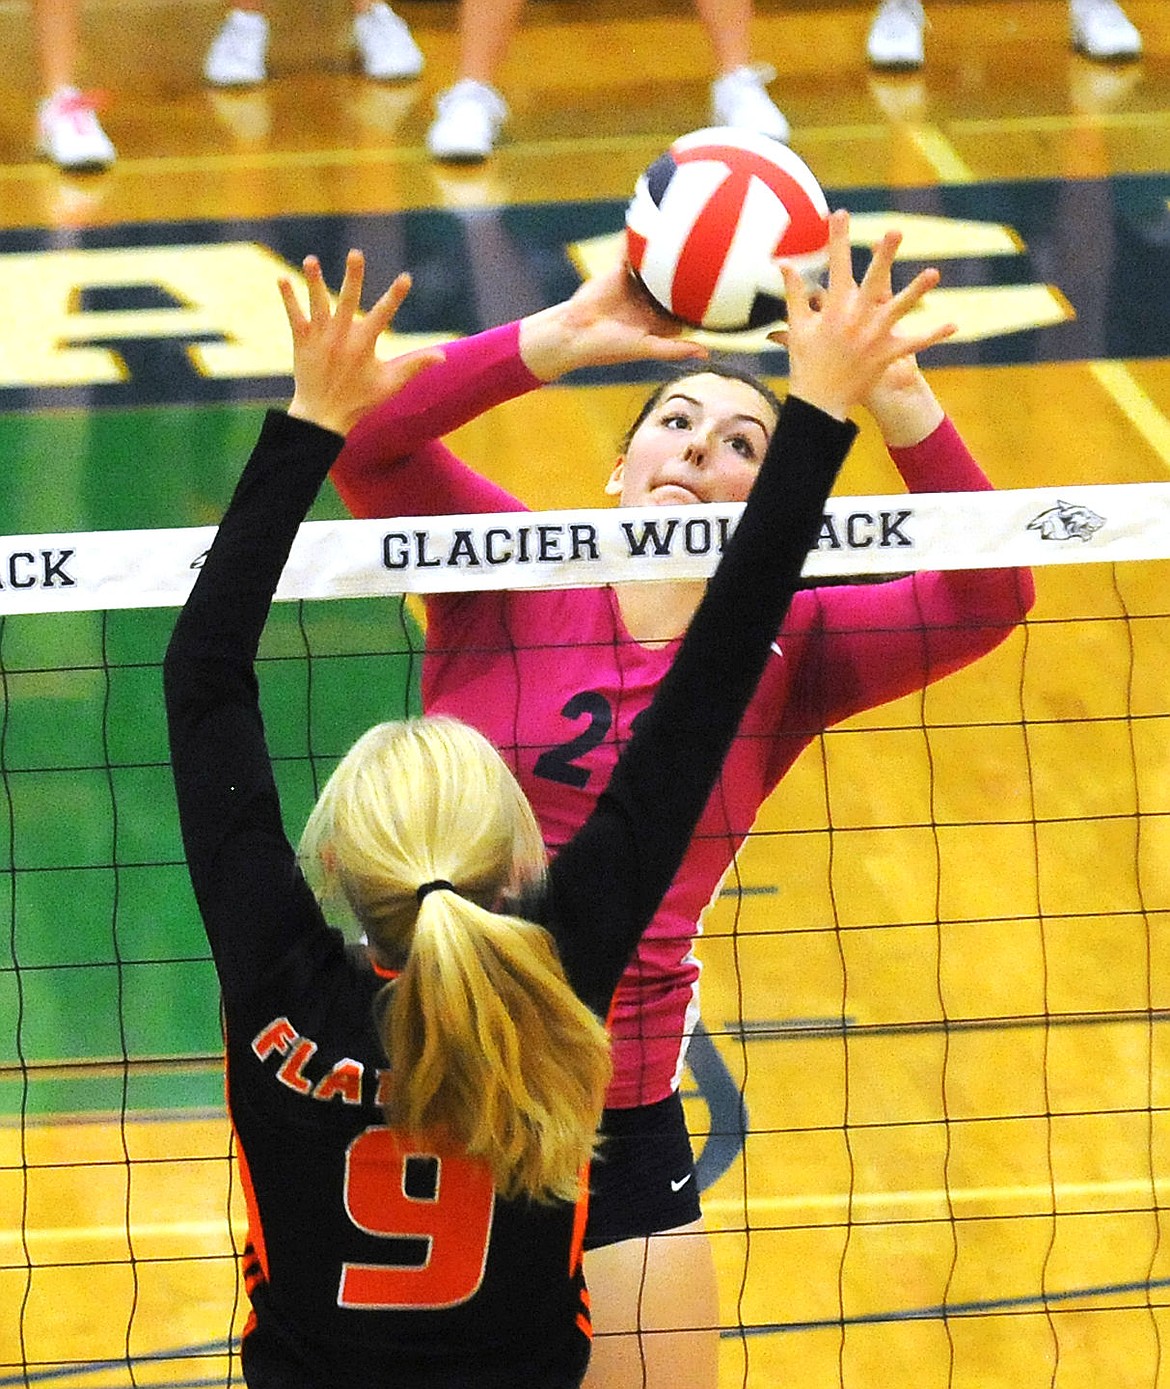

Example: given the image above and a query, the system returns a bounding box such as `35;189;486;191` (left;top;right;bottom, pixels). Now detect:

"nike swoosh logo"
670;1174;693;1192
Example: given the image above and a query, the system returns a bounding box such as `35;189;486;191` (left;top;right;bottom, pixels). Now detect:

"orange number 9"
339;1126;496;1309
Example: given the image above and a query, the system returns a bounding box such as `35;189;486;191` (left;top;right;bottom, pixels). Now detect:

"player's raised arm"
165;251;442;981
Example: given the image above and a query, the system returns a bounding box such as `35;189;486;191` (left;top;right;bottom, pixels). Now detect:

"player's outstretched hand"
517;260;707;382
771;209;956;423
280;250;445;437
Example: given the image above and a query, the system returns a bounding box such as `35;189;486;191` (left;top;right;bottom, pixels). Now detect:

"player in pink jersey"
331;259;1035;1388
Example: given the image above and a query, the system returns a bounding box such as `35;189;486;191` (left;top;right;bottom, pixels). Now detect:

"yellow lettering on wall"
846;211;1024;258
0;243;448;388
569;222;1074;351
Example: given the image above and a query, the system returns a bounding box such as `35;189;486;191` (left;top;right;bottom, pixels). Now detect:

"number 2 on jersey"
532;691;613;788
338;1126;496;1309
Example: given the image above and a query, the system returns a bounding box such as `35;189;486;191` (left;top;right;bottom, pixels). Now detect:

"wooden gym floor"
1;0;1170;1385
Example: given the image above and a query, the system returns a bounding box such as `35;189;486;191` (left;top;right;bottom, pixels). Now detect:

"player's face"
605;374;778;507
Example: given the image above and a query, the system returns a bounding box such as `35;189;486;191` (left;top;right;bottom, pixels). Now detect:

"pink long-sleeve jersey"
334;324;1035;1109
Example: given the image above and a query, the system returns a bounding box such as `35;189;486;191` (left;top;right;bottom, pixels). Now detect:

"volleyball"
625;127;831;332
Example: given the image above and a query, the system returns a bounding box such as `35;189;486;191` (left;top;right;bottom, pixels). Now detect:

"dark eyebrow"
730;414;771;436
660;393;770;436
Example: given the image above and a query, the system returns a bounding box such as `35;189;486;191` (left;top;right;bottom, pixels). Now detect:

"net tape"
3;481;1168;616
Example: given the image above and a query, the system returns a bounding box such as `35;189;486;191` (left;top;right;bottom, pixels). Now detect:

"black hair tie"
416;879;455;904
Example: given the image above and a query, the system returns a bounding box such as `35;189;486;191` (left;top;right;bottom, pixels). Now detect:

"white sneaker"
353;2;423;80
710;65;790;142
204;9;269;87
866;0;926;68
37;87;116;171
1070;0;1142;59
426;80;508;161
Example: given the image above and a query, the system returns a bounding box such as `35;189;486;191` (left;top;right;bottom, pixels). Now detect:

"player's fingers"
303;256;330;323
885;265;941;321
625;269;685;331
823;208;853;296
859;229;902;301
891;319;957;359
277;276;306;335
642;335;708;361
364;271;414;338
780;263;812;323
333;249;366;327
860;242;895;305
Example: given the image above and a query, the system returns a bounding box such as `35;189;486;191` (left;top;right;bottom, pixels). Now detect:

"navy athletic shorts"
583;1091;701;1250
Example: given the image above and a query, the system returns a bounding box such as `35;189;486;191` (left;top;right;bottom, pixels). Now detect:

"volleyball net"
2;483;1169;1387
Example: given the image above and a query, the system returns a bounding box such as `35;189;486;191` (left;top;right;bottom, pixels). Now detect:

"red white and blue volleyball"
625;127;831;331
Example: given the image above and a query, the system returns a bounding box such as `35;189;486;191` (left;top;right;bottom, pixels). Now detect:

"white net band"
2;480;1167;615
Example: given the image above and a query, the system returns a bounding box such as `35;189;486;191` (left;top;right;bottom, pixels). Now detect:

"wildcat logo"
1026;501;1105;542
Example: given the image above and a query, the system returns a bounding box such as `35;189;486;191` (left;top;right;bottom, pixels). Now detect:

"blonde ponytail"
392;891;611;1201
298;716;612;1202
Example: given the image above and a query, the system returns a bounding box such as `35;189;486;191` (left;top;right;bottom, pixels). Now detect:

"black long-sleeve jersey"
163;396;855;1388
